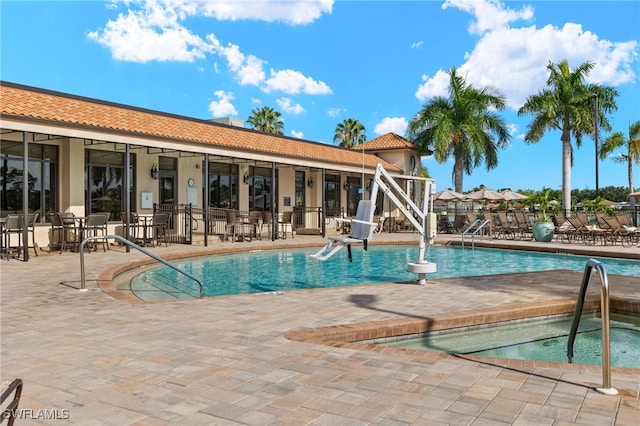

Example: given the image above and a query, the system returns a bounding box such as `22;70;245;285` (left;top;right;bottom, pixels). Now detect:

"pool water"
380;313;640;368
129;245;640;299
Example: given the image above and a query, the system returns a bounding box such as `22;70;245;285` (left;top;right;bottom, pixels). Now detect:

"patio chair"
311;200;377;262
496;211;517;239
85;213;109;252
49;212;78;253
248;211;263;240
551;214;572;243
150;213;170;246
3;215;23;259
121;211;140;243
261;211;273;239
513;211;532;240
26;212;39;256
224;210;242;242
449;215;466;234
565;216;601;245
278;211;294;239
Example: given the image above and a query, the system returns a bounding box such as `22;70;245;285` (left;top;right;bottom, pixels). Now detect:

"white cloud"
417;0;638;110
87;1;211;62
374;117;409;136
198;0;334;25
262;69;332;95
410;41;423;50
89;0;334;96
276;97;305;115
290;129;304;139
442;0;533;35
212;38;267;85
327;107;344;118
415;69;451;100
208;90;238;117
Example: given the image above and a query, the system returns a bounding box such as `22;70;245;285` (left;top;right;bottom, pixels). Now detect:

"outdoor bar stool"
27;212;40;256
3;214;24;259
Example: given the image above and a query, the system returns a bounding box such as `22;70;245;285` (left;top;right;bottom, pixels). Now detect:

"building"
0;81;422;259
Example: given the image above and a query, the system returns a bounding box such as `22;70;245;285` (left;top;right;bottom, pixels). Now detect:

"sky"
1;0;639;193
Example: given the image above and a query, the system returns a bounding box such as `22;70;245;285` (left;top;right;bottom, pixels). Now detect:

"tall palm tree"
333;118;366;148
246;106;284;134
406;68;510;193
517;60;618;213
599;119;640;210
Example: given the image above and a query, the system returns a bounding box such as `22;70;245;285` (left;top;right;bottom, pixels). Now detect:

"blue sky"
1;0;639;193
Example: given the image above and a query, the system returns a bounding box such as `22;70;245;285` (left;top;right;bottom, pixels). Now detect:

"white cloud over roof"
373;117;408;136
89;0;333;96
208;90;238;117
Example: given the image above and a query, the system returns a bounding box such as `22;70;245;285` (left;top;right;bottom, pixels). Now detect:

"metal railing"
0;378;23;426
461;219;491;249
79;235;203;298
567;259;617;395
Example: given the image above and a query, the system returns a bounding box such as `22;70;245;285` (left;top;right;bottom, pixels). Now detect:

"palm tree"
246;107;284;134
406;68;510;193
599;120;640;210
517;60;618;214
333;118;366;148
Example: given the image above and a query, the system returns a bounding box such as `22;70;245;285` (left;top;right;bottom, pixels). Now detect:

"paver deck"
1;232;639;425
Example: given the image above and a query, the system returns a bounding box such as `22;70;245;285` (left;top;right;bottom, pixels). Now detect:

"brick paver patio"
1;232;639;425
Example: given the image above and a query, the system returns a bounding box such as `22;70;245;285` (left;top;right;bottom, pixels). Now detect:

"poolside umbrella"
629;190;640;197
500;190;527;201
463;188;505;202
434;189;464;201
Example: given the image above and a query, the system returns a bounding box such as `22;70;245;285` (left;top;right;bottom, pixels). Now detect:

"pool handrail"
567;259;617;395
79;234;204;298
461;219;491;249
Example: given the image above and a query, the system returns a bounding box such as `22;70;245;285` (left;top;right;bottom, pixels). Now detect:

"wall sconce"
241;165;249;184
367;179;373;192
343;182;349;191
150;162;159;180
307;177;314;188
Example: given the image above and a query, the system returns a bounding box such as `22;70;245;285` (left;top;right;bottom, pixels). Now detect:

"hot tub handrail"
79;234;204;298
567;259;617;395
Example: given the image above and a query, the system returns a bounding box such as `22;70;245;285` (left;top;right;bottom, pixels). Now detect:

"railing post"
567;259;617;395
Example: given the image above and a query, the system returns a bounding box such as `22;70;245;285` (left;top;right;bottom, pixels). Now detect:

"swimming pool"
129;246;640;299
379;312;640;369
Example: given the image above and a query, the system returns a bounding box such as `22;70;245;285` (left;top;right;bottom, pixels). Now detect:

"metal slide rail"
461;219;491;249
79;235;204;298
567;259;617;395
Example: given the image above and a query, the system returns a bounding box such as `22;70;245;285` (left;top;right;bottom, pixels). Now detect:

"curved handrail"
461;219;491;248
79;235;203;298
567;259;617;395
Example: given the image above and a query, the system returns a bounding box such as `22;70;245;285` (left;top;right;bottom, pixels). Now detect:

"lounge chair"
496;211;517;239
603;215;638;247
311;200;377;262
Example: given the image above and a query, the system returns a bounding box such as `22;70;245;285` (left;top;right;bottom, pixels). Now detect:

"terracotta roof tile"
0;82;399;172
356;132;416;151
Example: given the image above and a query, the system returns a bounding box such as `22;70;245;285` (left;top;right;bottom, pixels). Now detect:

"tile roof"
356;132;416;151
0;82;398;172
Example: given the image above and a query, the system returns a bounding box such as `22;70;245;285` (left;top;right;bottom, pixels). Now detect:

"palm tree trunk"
629;156;636;220
453;157;464;193
561;132;572;214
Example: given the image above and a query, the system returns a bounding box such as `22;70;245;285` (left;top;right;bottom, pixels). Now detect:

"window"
248;167;272;211
324;174;340;217
85;149;135;221
345;176;361;216
208;163;238;209
0;139;58;222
